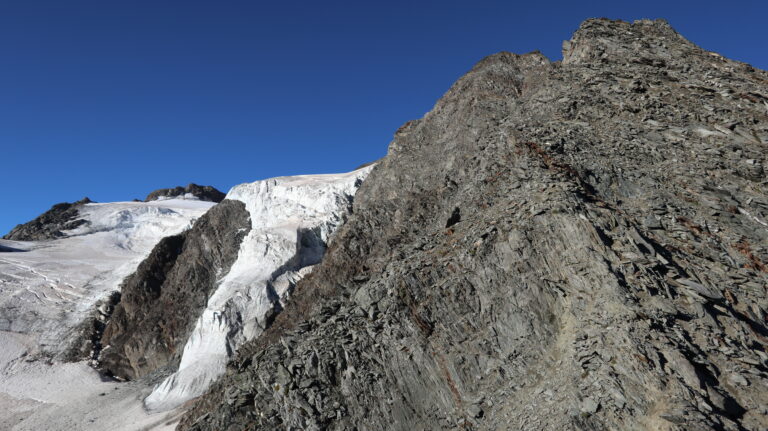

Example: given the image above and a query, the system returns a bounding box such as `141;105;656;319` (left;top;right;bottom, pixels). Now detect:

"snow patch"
153;193;202;201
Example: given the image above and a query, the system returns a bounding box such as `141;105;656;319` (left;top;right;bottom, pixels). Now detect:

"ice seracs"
144;166;373;411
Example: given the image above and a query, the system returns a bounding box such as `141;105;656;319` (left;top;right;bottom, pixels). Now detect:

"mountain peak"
143;183;226;203
562;17;692;66
2;198;93;241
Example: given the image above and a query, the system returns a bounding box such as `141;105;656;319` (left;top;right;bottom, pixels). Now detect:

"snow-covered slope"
0;198;215;353
0;198;215;430
144;167;372;411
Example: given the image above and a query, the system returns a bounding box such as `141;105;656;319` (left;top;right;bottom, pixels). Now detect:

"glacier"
0;198;216;355
0;198;215;430
144;166;373;411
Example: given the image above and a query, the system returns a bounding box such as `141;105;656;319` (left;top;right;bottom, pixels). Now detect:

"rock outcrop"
98;199;251;380
144;184;226;203
179;19;768;431
3;197;92;241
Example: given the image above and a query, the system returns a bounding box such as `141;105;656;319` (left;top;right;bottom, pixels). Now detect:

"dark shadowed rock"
144;184;226;203
179;18;768;431
62;291;122;363
98;199;250;380
3;198;93;241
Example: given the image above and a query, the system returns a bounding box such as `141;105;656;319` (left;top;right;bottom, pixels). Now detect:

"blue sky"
1;0;767;234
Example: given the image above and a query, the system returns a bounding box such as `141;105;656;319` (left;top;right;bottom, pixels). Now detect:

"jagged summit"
563;18;705;69
144;183;226;203
3;197;93;241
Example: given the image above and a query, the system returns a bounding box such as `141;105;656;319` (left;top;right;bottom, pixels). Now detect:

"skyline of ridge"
2;0;767;234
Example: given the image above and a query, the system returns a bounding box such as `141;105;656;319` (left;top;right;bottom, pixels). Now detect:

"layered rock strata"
180;19;768;431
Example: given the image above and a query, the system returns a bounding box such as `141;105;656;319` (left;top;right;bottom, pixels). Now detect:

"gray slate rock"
174;18;768;431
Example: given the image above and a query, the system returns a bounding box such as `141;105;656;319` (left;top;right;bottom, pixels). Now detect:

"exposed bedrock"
98;199;251;380
144;184;226;203
3;197;92;241
180;19;768;431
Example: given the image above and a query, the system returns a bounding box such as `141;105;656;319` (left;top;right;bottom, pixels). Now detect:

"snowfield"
145;166;373;411
0;198;215;353
0;198;215;430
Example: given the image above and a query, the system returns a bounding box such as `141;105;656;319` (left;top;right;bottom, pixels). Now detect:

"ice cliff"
143;168;373;411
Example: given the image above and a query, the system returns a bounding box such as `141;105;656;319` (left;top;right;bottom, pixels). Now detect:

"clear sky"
2;0;767;234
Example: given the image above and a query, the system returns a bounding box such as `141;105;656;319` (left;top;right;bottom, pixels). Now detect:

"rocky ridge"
97;199;251;380
3;197;93;241
177;19;768;431
144;184;226;203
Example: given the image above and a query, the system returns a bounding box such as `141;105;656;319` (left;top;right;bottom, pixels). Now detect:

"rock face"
144;184;226;203
3;197;92;240
98;199;251;380
180;19;768;431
